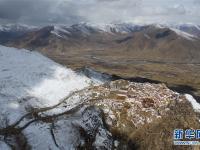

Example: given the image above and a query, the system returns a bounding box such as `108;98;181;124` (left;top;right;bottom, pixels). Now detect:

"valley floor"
45;52;200;102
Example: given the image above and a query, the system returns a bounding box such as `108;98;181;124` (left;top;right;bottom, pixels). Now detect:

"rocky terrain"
0;45;199;150
0;23;200;101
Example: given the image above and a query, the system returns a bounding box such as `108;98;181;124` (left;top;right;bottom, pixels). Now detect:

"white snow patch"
185;94;200;112
0;45;93;124
0;141;11;150
23;106;112;149
154;24;166;29
170;28;197;40
51;26;72;38
24;122;60;150
50;30;63;38
144;33;151;39
195;25;200;30
54;26;70;34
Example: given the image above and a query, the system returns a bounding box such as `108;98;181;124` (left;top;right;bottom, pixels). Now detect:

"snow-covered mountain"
50;22;200;38
171;23;200;37
0;22;200;37
0;24;37;32
0;24;37;44
4;22;200;66
0;23;199;45
51;23;147;38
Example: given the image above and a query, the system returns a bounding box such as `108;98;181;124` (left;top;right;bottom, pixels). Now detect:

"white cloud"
0;0;199;25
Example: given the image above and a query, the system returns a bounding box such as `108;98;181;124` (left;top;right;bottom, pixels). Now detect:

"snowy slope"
0;45;94;125
0;45;113;149
153;23;198;40
169;28;197;40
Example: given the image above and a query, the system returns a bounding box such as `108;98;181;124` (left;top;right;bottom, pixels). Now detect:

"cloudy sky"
0;0;199;25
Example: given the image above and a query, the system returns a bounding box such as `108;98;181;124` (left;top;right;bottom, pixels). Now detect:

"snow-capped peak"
49;22;200;39
170;28;197;40
50;22;146;38
0;23;37;32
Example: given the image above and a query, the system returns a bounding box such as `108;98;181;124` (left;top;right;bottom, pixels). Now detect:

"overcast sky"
0;0;199;26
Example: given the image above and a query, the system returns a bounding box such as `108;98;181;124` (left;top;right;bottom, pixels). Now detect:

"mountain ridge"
1;22;200;100
0;22;200;37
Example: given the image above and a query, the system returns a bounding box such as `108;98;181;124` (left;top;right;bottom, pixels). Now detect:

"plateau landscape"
0;0;199;150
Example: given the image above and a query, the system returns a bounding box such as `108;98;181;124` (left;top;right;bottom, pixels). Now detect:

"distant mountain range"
0;23;200;36
0;24;37;44
1;23;199;63
0;24;200;149
1;23;200;100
